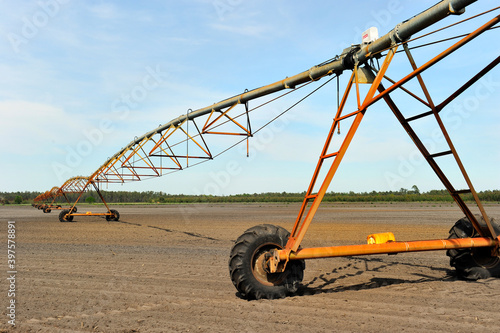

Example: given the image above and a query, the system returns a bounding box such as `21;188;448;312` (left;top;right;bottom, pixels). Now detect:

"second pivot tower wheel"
106;209;120;221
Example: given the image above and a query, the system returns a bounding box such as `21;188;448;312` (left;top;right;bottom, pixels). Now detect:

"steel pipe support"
278;237;497;261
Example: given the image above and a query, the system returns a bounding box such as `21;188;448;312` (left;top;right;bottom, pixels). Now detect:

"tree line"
2;188;500;204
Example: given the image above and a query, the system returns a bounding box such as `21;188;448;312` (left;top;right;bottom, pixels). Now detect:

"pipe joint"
341;45;361;70
390;23;407;44
449;2;466;15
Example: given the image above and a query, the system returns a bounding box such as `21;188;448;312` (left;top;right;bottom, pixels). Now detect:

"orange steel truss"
39;69;323;221
268;13;500;271
89;89;266;186
33;177;92;213
33;186;60;211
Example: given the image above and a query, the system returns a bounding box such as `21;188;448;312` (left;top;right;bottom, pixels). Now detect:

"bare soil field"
1;202;500;332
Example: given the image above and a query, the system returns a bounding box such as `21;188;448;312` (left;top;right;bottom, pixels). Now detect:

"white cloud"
0;100;86;155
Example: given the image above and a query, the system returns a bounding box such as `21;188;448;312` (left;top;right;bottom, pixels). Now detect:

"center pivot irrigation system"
36;0;499;299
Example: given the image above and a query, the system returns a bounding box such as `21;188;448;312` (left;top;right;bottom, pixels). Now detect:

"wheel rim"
472;248;500;268
251;243;288;287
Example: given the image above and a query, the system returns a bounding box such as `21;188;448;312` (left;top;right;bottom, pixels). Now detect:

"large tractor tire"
106;209;120;221
229;224;305;300
447;216;500;280
58;209;74;222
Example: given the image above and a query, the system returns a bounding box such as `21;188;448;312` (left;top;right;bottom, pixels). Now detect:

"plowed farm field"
1;202;500;332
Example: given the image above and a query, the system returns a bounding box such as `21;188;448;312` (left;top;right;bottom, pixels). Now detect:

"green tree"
14;196;23;204
411;185;420;195
85;196;96;204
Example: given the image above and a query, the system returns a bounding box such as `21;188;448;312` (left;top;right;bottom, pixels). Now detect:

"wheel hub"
251;246;288;287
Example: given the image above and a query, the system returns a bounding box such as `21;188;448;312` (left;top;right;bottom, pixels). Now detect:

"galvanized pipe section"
94;0;476;180
279;237;497;261
355;0;476;62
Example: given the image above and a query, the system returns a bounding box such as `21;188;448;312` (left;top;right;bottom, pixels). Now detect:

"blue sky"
0;0;498;195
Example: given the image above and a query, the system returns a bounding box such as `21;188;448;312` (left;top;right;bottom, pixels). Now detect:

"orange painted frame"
272;14;500;269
